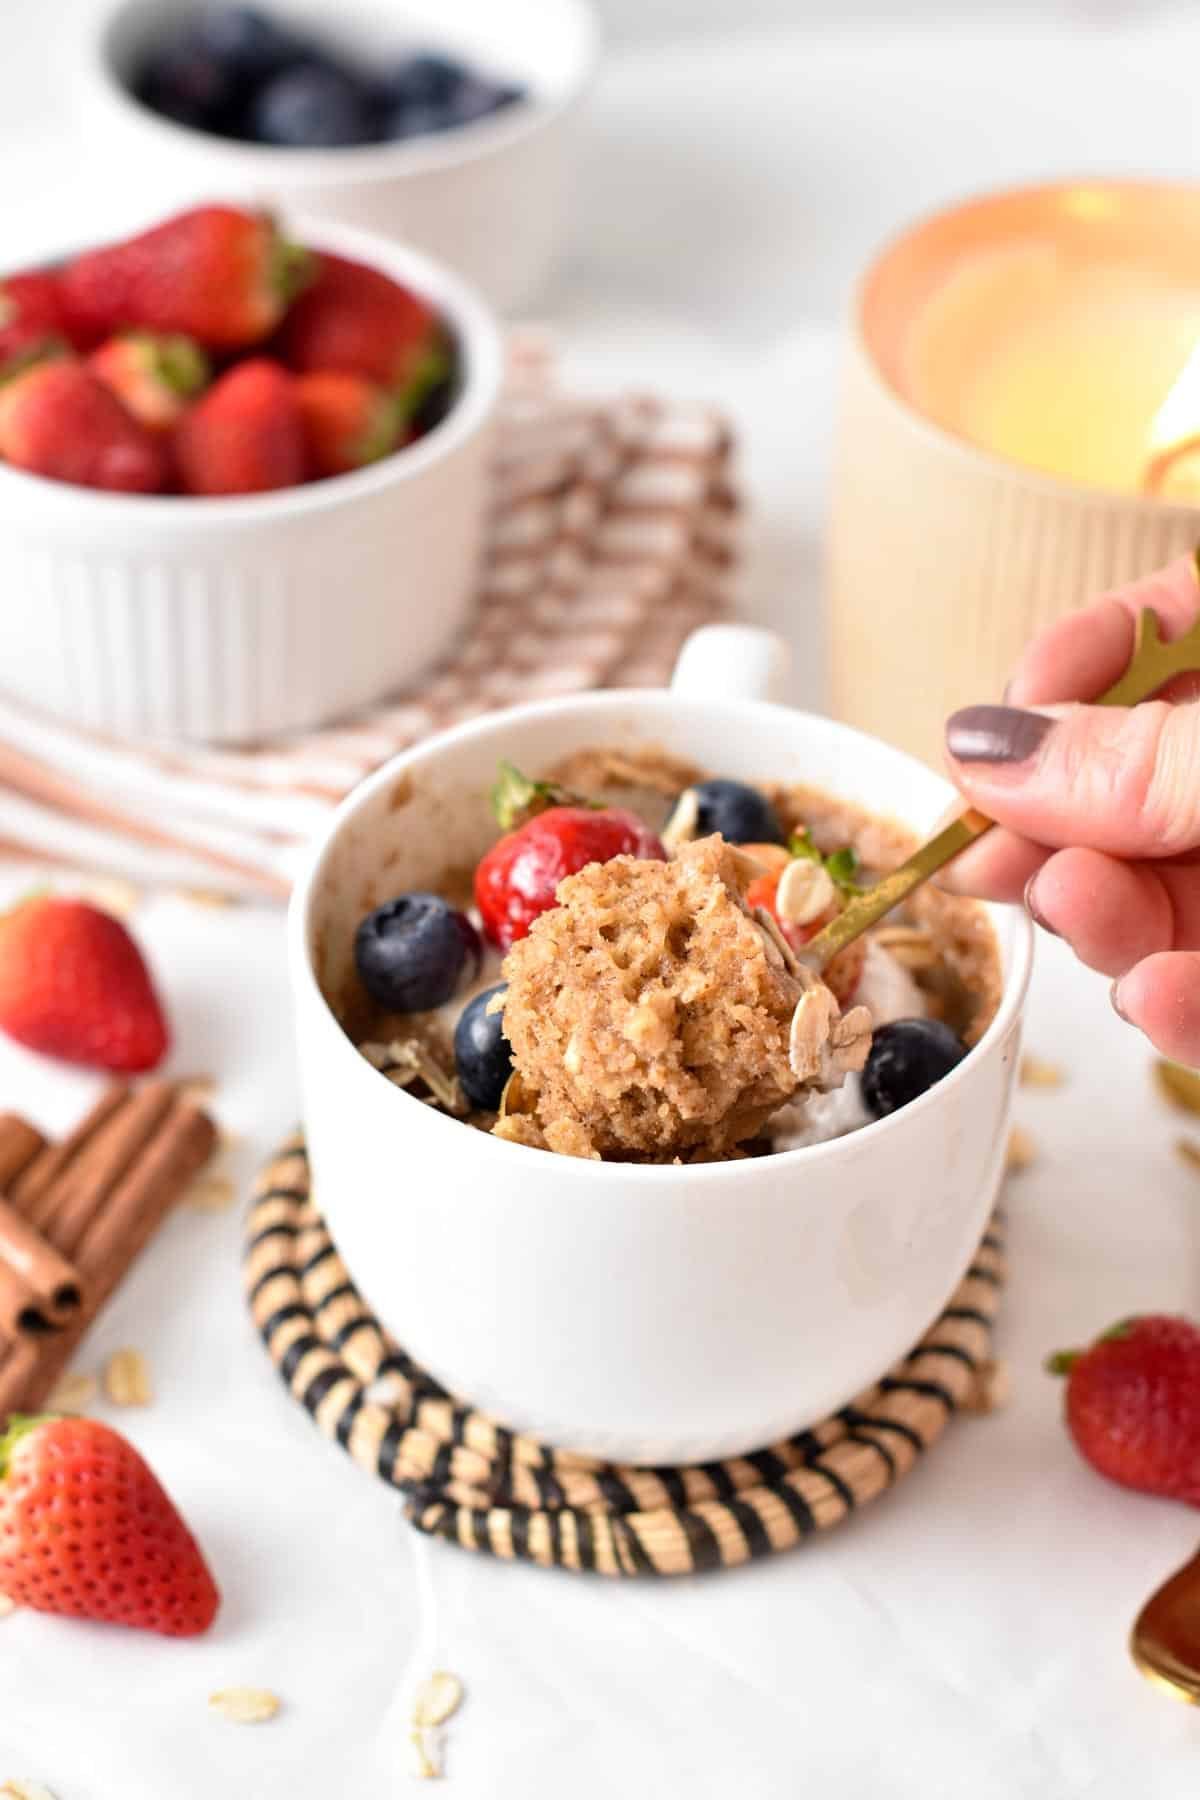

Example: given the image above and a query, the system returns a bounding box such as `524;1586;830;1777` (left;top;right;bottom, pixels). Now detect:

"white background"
3;4;1200;1796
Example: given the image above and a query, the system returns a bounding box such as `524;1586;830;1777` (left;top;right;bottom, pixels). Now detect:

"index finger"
1006;553;1200;707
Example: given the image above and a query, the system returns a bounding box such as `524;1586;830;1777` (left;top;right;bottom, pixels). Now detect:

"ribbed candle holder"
829;182;1200;766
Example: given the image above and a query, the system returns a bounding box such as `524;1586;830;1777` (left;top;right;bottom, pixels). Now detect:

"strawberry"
277;251;448;399
295;370;403;478
62;205;310;351
1048;1315;1200;1504
0;269;71;371
89;331;209;432
743;840;865;1006
476;807;665;951
0;361;168;494
0;1415;219;1637
174;357;306;496
0;895;169;1072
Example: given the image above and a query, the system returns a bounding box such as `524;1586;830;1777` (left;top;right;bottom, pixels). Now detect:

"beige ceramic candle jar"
829;180;1200;766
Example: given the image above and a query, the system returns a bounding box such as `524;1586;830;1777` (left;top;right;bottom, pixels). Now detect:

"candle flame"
1144;340;1200;497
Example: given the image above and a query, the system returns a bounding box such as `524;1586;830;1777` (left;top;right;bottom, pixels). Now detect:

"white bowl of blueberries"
86;0;599;311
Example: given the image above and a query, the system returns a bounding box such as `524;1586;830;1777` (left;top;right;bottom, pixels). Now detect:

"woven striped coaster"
244;1135;1006;1577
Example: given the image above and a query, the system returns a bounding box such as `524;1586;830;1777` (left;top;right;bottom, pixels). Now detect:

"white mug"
288;626;1033;1464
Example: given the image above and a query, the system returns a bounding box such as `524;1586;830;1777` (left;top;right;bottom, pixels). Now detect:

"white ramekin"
83;0;600;313
0;218;502;745
289;624;1034;1466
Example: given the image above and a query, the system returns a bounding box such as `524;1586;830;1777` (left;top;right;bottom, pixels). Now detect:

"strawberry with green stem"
89;332;209;432
0;1415;219;1636
63;205;311;350
0;894;169;1071
1048;1315;1200;1504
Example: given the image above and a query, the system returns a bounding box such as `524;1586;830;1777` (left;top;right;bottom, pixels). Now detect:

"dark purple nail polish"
946;705;1054;765
1023;874;1060;937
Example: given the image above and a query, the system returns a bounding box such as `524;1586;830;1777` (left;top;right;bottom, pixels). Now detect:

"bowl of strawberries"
0;201;502;743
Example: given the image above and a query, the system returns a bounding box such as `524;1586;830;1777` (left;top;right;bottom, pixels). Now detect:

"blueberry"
442;76;519;128
684;778;784;846
250;63;378;147
382;101;456;142
134;35;242;132
861;1019;968;1119
355;894;481;1013
195;5;314;84
454;983;513;1111
378;51;466;110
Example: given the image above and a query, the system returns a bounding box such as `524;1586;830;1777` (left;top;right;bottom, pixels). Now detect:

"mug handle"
670;624;792;704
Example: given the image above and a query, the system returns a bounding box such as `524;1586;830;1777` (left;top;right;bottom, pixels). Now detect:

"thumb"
944;699;1200;859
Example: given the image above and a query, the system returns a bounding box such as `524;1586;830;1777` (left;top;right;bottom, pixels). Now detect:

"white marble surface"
3;6;1200;1796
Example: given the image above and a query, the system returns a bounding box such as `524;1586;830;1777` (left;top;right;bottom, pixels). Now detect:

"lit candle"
829;180;1200;764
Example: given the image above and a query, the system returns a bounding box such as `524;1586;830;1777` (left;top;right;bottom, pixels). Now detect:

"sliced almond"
660;786;700;852
46;1371;96;1414
1156;1059;1200;1116
0;1595;18;1620
103;1348;153;1408
187;1175;235;1214
413;1670;464;1729
1006;1125;1036;1173
1020;1054;1065;1090
776;859;836;928
208;1688;281;1725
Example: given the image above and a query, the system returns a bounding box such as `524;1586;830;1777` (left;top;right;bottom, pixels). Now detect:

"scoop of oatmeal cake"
497;835;870;1160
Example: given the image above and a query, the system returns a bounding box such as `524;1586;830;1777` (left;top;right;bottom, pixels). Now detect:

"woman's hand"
942;553;1200;1065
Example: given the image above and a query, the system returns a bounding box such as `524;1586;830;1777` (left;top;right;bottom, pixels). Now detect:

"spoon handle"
803;603;1200;973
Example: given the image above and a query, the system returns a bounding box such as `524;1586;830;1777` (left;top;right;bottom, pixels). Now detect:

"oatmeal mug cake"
340;746;1003;1164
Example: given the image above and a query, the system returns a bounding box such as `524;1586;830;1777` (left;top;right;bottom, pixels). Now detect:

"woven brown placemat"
244;1135;1005;1577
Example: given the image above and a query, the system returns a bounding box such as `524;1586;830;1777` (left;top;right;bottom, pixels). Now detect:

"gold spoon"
801;595;1200;1704
1131;1548;1200;1704
801;604;1200;974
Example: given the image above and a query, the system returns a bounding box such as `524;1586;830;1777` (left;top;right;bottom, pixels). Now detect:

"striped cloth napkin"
0;341;738;901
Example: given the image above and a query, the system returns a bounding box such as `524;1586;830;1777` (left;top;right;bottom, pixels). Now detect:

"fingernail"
946;705;1054;765
1110;978;1130;1022
1023;874;1059;937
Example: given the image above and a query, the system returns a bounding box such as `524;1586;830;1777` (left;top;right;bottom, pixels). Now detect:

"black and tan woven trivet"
244;1135;1006;1577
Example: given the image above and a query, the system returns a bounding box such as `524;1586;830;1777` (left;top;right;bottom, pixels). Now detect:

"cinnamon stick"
44;1081;176;1255
0;1198;81;1332
12;1085;129;1222
0;1115;46;1187
0;1095;217;1417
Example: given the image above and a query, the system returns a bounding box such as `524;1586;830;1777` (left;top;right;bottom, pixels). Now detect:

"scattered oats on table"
1019;1054;1065;1090
45;1371;96;1414
176;887;238;909
410;1670;465;1780
1174;1138;1200;1172
0;1782;58;1800
79;876;141;920
103;1348;153;1407
208;1688;281;1725
187;1174;236;1213
1006;1126;1036;1173
1155;1059;1200;1117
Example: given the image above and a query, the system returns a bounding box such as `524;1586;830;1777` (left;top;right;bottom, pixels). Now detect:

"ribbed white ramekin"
0;219;503;745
